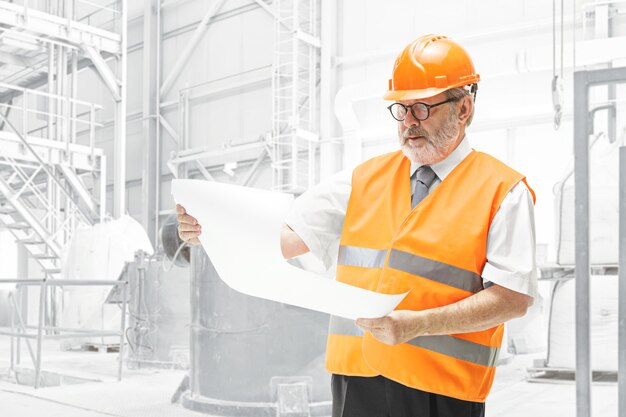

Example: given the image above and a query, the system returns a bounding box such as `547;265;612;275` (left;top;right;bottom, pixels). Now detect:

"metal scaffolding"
0;0;126;278
0;0;128;382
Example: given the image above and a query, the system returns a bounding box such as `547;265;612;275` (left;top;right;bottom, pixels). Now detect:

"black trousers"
331;374;485;417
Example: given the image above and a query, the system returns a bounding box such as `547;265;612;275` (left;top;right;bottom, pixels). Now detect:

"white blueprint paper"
171;179;408;319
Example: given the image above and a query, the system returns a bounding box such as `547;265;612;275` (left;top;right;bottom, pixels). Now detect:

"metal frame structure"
164;0;322;199
573;66;626;417
0;278;128;389
0;84;105;278
0;0;128;385
617;146;626;417
270;0;320;193
0;0;126;275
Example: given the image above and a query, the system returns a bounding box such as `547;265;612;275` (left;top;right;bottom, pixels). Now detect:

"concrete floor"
0;338;618;417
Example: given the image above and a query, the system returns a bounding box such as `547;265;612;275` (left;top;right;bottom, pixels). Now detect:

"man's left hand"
356;310;421;346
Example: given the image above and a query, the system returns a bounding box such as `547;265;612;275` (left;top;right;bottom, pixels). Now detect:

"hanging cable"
162;240;188;272
552;0;564;130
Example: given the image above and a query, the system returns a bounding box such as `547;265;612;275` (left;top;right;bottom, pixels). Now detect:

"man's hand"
176;204;201;245
356;310;420;346
356;284;532;346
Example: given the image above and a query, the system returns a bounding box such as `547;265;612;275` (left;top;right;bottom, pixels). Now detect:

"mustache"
402;126;429;140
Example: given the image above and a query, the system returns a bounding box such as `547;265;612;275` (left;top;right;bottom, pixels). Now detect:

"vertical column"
319;0;339;181
573;70;591;417
617;146;626;417
114;0;128;218
142;0;159;246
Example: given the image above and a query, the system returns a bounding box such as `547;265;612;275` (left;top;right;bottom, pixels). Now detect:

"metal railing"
6;0;122;32
0;278;128;388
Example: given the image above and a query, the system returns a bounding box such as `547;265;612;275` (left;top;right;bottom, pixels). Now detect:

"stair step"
32;254;58;260
0;206;16;214
16;238;44;245
4;222;30;230
43;268;61;274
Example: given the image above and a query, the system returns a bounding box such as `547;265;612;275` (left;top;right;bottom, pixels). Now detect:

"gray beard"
399;108;460;165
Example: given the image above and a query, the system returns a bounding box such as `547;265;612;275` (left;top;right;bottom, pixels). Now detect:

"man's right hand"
176;204;201;245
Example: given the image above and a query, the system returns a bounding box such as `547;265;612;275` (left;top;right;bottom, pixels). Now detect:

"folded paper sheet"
171;179;408;319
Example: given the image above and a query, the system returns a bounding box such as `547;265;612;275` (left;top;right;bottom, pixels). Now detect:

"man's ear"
457;96;473;125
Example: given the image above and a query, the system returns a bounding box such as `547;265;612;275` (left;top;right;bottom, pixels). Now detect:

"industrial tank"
181;246;332;417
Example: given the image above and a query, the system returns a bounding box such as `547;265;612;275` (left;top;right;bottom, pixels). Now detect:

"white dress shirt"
285;136;538;300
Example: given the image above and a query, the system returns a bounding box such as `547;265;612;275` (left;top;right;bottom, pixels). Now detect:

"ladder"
271;0;321;194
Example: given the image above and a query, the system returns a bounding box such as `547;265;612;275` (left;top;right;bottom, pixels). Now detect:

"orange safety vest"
325;149;535;402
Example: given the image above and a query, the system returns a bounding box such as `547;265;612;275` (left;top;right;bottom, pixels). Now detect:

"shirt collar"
409;135;472;181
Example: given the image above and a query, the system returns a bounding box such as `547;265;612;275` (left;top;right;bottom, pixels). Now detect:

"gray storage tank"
181;246;332;417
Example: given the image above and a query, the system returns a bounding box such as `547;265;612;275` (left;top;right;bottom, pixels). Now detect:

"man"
178;34;537;417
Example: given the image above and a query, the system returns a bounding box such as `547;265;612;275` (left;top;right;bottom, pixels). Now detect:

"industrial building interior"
0;0;623;416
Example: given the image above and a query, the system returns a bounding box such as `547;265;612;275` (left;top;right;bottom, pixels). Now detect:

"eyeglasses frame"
387;97;461;122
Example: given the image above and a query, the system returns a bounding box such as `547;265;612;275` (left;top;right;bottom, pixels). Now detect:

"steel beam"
82;44;122;101
617;146;626;417
574;69;592;417
195;160;215;181
113;0;128;218
159;0;227;99
319;0;340;180
159;115;179;143
241;148;267;186
142;0;159;245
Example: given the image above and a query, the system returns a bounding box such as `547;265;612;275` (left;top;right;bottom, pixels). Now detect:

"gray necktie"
411;166;437;208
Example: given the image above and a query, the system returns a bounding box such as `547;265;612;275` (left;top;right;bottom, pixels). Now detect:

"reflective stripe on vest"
387;249;484;293
329;316;498;367
337;245;484;294
338;245;387;268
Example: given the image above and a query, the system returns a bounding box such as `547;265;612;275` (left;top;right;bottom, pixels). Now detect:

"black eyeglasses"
387;97;460;122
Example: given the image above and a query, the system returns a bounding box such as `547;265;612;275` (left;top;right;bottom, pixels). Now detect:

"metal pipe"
47;44;55;140
10;291;14;374
119;280;128;381
0;278;127;286
617;146;626;417
35;282;47;389
113;0;127;218
8;293;38;373
21;325;121;333
0;80;103;108
154;0;162;248
100;154;107;222
56;44;63;143
573;70;591;417
0;330;123;339
71;51;78;145
142;0;158;245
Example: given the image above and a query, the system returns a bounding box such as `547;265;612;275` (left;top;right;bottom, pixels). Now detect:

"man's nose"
403;108;420;128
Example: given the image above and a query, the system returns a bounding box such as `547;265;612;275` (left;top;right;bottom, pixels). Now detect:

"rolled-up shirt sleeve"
482;181;538;301
285;169;352;271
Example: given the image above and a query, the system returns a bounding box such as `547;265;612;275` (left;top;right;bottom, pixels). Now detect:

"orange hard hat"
384;34;480;101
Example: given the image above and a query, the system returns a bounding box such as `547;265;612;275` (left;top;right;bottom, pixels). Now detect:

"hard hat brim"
383;87;450;101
